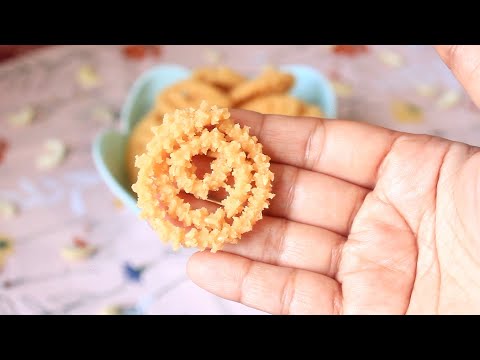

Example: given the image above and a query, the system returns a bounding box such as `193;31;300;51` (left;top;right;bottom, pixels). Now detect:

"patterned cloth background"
1;45;479;315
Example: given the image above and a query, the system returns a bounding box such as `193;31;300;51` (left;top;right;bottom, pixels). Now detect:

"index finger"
230;109;400;189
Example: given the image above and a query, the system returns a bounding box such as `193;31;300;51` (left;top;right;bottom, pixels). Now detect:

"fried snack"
126;111;163;184
301;104;324;117
132;101;275;253
193;66;246;90
240;94;304;116
230;67;295;105
155;79;231;114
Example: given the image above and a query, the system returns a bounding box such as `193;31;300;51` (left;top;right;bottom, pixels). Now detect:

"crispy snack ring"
132;101;275;252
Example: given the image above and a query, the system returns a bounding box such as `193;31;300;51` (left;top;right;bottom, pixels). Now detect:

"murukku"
230;67;295;105
126;110;164;184
300;104;324;117
193;66;246;91
155;79;231;115
240;94;304;116
132;101;275;253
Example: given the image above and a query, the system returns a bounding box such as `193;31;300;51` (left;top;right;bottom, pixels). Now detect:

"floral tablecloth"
1;45;479;315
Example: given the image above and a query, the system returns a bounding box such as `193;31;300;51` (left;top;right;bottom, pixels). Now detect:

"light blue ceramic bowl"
92;64;337;214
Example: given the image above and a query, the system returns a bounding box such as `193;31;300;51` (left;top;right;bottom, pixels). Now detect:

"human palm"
187;45;480;314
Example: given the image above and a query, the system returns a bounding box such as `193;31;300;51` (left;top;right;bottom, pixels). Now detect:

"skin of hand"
186;45;480;314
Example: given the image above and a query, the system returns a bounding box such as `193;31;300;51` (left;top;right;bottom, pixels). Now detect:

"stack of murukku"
126;66;324;185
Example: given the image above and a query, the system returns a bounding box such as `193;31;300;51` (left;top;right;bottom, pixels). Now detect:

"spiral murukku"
132;101;275;252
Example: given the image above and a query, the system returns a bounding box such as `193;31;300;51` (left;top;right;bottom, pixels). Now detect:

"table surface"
1;45;479;315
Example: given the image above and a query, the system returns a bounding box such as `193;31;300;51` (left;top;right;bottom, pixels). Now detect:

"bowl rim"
92;130;140;213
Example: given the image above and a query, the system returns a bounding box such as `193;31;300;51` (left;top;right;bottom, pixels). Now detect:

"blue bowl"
92;64;337;214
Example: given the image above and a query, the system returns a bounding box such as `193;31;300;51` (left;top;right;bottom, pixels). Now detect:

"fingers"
222;216;345;276
267;163;368;235
435;45;480;108
176;193;346;278
230;109;400;189
187;251;343;315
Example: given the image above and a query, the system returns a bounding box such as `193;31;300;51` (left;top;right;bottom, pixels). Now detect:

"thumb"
435;45;480;108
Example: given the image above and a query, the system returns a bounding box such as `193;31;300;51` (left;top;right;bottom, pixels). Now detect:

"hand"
186;46;480;314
